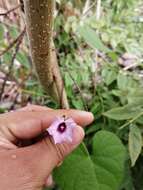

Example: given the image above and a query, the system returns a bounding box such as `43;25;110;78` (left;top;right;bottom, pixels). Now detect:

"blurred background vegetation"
0;0;143;189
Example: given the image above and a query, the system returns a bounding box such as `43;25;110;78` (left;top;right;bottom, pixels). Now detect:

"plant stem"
96;0;101;20
119;111;143;130
0;4;21;16
23;0;69;108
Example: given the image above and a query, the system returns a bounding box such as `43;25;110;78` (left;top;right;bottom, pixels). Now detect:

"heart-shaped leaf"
92;131;126;190
54;143;99;190
54;131;126;190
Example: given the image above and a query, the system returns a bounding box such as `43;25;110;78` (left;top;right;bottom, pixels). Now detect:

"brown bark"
23;0;69;108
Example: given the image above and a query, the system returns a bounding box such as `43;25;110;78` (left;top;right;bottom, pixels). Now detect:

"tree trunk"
23;0;69;108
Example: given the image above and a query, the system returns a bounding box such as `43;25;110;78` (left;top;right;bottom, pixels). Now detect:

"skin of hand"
0;105;94;190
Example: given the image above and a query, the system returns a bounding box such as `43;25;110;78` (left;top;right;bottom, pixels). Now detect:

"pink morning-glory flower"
47;116;77;144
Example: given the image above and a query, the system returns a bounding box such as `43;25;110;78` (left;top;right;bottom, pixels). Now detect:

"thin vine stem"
119;111;143;130
0;4;21;16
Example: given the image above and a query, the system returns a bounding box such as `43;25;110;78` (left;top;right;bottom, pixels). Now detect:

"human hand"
0;105;94;190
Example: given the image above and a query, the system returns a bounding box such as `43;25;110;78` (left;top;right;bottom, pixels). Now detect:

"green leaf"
9;26;19;38
54;131;126;190
3;52;12;64
103;104;143;120
120;160;134;190
117;73;138;91
108;52;118;61
72;99;84;109
54;143;99;190
85;123;101;135
127;88;143;106
0;107;6;113
92;131;126;190
117;73;129;91
16;52;30;69
102;67;117;85
78;25;110;53
64;72;73;87
129;125;142;167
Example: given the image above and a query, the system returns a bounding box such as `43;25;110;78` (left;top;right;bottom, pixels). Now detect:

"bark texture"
23;0;69;108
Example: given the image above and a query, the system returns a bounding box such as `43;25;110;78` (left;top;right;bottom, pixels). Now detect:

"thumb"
23;125;84;180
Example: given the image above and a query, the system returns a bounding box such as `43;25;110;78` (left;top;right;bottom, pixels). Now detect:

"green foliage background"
0;0;143;189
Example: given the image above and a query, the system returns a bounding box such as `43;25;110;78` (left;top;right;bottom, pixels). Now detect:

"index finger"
0;109;94;141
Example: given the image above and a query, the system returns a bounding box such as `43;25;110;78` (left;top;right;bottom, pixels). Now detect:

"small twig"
65;67;88;111
0;28;25;100
9;92;19;110
96;0;101;20
0;20;11;28
82;2;96;18
123;63;139;71
0;68;19;85
91;0;101;94
0;27;26;57
83;0;91;15
119;111;143;130
21;89;50;99
0;4;21;16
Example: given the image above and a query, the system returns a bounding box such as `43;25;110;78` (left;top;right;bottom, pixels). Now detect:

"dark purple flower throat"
57;122;67;133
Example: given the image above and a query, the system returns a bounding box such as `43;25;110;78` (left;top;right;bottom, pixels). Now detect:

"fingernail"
45;175;54;187
79;111;94;123
86;112;94;120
